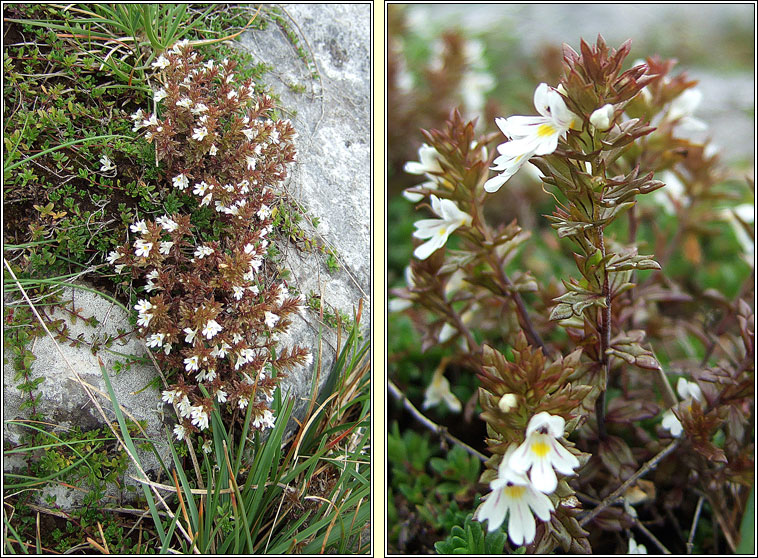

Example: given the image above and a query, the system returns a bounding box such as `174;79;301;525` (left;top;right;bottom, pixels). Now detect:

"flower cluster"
112;43;310;438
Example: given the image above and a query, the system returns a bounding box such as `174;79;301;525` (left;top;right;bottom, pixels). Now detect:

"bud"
498;393;518;413
589;103;615;130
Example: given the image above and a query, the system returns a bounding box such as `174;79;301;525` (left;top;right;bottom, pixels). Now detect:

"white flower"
303;352;313;366
130;219;148;234
509;412;580;494
589;103;614;130
242;128;256;140
246;155;257;170
153;88;168;103
146;333;165;348
183;327;197;344
232;286;245;300
484;83;579;193
192;126;208;141
238;396;249;410
194;245;214;259
225;72;234;83
159;241;174;255
130;108;145;124
269;129;280;144
422;369;461;413
412;195;472;260
202;319;223;339
231;333;244;344
209;144;218;156
402;189;425;202
227;90;238;100
257;204;271;220
106;249;122;265
628;537;648;554
176;97;193;109
170;39;189;53
173;423;188;441
177;395;192;418
264;311;279;328
475;445;554;546
173;173;189;190
662;378;704;437
202;439;212;454
151;54;170;69
162;389;179;404
404;143;443;177
156;215;178;232
190;406;209;430
275;283;288;305
201;193;212;206
666;88;707;133
134;239;153;258
252;409;275;430
193;181;209;197
99;155;116;172
191;102;209;114
134;299;153;314
216;389;228;403
184;355;200;372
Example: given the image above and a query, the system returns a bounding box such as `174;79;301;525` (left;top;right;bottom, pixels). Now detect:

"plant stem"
596;227;611;440
387;379;486;462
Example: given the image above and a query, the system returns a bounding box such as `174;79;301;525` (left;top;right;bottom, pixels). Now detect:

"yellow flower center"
505;485;526;499
531;440;551;457
537;123;557;137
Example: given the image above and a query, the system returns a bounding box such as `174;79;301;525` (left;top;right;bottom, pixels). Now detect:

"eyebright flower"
146;333;166;348
177;395;192;418
209;144;218;156
216;389;228;403
106;249;122;265
661;378;704;437
173;423;188;441
153;88;168;103
184;355;200;372
412;194;472;260
202;439;212;453
404;143;443;181
192;126;208;141
194;245;214;259
134;239;153;258
232;286;245;300
422;369;461;413
484;83;579;193
176;96;193;109
151;54;170;69
190;406;209;430
162;389;180;404
202;319;223;339
252;409;275;430
173;173;189;190
191;102;209;114
99;155;116;172
509;412;580;494
130;220;148;234
159;241;174;255
134;299;154;327
257;204;271;220
246;155;257;170
475;445;554;545
183;327;197;344
156;215;178;232
264;311;279;328
238;396;249;410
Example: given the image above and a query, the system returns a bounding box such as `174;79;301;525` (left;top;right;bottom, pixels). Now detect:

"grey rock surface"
236;4;371;430
3;286;171;508
3;3;371;507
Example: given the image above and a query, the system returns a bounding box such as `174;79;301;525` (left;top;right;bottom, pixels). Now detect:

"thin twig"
580;439;680;527
686;495;705;554
633;517;671;554
388;379;486;462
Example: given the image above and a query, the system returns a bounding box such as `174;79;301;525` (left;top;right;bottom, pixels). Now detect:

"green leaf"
737;486;754;554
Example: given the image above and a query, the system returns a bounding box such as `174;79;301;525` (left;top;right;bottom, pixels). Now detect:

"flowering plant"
111;42;311;440
391;36;753;553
